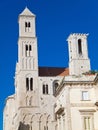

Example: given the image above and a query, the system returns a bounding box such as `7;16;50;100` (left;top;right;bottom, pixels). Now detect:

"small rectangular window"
82;91;89;101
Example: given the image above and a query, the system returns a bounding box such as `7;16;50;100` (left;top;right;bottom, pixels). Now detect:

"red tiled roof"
39;67;69;76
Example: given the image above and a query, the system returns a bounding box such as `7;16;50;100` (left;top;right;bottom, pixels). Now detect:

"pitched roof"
39;67;69;76
19;7;35;16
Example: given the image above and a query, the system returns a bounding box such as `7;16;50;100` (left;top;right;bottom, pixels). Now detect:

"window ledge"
81;100;91;101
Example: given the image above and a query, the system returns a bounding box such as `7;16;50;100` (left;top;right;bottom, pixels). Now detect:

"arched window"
42;84;48;94
25;22;28;32
43;85;46;94
30;78;33;91
28;22;31;27
25;22;28;27
26;45;28;50
29;45;32;51
53;80;59;95
46;84;48;94
26;77;33;91
26;78;29;91
25;45;28;56
29;45;32;56
78;39;82;55
25;21;31;32
25;44;32;57
55;82;59;88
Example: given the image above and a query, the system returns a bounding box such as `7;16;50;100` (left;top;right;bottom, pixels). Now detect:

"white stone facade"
3;7;98;130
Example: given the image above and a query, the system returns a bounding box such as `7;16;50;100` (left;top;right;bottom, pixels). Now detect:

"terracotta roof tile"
39;67;69;76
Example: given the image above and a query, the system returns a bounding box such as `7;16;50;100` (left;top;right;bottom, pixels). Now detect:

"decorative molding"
71;103;95;107
79;109;96;113
69;85;93;89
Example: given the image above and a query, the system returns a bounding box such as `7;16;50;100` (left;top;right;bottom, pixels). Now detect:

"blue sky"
0;0;98;129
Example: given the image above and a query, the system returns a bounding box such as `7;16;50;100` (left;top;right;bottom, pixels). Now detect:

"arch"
46;115;51;130
29;45;32;51
39;115;43;122
30;78;33;91
31;115;35;122
25;44;32;57
25;22;31;32
43;84;45;94
25;22;28;28
23;114;27;123
26;78;29;91
23;114;32;124
26;45;28;51
53;80;59;95
28;22;31;27
25;73;33;78
39;114;51;130
78;39;82;55
25;74;33;91
46;84;48;94
42;82;49;94
25;22;28;32
25;45;28;56
29;45;32;56
46;115;51;122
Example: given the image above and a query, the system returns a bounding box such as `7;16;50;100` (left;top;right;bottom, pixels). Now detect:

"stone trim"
79;109;96;113
71;103;95;107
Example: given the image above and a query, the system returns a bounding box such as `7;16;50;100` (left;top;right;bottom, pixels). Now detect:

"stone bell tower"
18;7;38;71
67;33;91;75
15;7;39;107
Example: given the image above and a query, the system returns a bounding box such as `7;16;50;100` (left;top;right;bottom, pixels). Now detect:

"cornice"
18;37;37;43
54;74;98;97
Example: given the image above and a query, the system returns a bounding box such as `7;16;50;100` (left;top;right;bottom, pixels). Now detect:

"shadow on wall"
18;122;30;130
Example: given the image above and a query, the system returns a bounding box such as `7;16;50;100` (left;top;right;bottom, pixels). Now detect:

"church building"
3;7;98;130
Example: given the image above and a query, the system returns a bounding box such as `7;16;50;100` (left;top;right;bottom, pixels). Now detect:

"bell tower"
19;7;36;38
15;7;39;107
18;7;38;71
67;33;91;75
